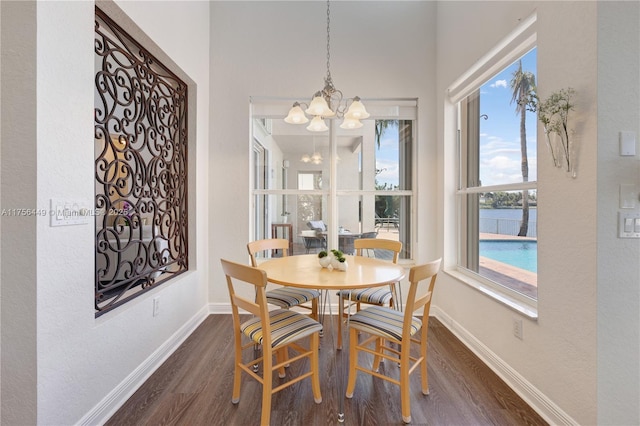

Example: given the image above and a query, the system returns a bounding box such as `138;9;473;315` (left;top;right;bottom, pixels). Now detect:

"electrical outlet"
513;318;523;340
153;297;160;317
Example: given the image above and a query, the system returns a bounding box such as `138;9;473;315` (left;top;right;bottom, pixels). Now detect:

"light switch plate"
620;184;637;209
620;131;637;156
50;198;91;227
618;212;640;238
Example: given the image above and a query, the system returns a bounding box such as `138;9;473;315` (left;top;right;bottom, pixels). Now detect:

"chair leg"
400;344;411;424
372;337;384;372
261;347;273;426
253;343;260;372
310;333;322;403
421;326;429;395
232;346;243;404
345;328;359;398
337;295;345;349
390;282;403;312
276;348;286;378
311;298;318;321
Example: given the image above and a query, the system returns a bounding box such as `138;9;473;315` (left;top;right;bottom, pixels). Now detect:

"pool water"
479;240;537;273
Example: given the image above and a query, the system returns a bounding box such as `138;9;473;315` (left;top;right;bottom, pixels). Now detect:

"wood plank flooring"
107;315;547;426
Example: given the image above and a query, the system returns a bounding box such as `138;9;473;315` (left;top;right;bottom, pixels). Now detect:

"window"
94;8;189;316
456;46;538;303
250;99;416;261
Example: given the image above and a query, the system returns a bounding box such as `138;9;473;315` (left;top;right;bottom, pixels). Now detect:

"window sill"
444;268;538;320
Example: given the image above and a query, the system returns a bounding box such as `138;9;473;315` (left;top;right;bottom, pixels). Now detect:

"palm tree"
374;120;399;149
510;60;536;237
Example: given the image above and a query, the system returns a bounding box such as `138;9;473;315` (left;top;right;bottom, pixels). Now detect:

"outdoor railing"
479;218;537;238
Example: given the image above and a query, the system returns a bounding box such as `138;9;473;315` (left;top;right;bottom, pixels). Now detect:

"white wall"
1;1;210;424
209;1;438;306
437;1;637;424
597;2;640;424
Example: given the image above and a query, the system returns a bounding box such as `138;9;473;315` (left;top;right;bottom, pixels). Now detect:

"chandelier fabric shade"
284;0;369;132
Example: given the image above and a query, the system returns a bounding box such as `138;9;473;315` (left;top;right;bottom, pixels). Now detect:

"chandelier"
284;0;369;132
301;138;323;164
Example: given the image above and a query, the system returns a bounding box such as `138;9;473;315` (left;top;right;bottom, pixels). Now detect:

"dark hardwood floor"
107;315;547;426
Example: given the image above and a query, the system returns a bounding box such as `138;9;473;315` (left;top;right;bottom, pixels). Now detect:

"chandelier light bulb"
301;154;311;163
306;116;329;132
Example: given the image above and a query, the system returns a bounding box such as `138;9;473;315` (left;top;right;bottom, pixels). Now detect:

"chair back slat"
354;238;402;263
413;291;432;313
247;238;289;266
231;293;261;317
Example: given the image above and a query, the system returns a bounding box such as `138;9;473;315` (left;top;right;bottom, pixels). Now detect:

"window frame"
446;12;539;318
249;98;417;263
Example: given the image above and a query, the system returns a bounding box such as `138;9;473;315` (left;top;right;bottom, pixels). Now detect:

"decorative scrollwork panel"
94;8;188;316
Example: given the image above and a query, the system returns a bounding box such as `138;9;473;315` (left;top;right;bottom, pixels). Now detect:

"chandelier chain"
325;0;333;88
283;0;368;130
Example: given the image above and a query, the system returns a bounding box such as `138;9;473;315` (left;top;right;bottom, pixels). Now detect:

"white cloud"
485;155;519;170
490;79;508;89
375;158;399;187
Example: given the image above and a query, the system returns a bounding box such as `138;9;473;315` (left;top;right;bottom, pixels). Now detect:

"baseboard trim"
431;306;577;426
78;305;210;426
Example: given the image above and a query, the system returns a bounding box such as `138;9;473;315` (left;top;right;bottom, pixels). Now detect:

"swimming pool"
479;240;537;273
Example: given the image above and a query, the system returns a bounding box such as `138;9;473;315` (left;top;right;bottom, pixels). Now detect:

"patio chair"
360;231;379;239
307;220;327;233
302;234;326;253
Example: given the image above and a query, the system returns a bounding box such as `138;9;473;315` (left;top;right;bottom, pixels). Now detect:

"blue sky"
478;48;537;187
375;122;400;188
374;47;537;189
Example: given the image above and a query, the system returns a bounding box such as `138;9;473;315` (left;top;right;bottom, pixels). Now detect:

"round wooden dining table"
258;253;405;290
258;253;406;423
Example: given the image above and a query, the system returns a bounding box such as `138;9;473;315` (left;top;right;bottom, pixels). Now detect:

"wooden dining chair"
221;259;323;426
247;239;320;320
345;258;441;424
336;238;402;348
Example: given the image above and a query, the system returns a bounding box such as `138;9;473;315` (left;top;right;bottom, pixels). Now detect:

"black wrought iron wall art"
94;8;188;315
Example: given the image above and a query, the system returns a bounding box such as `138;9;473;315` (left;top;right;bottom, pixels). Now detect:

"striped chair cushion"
241;309;323;347
337;287;392;305
348;305;422;341
266;287;320;309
